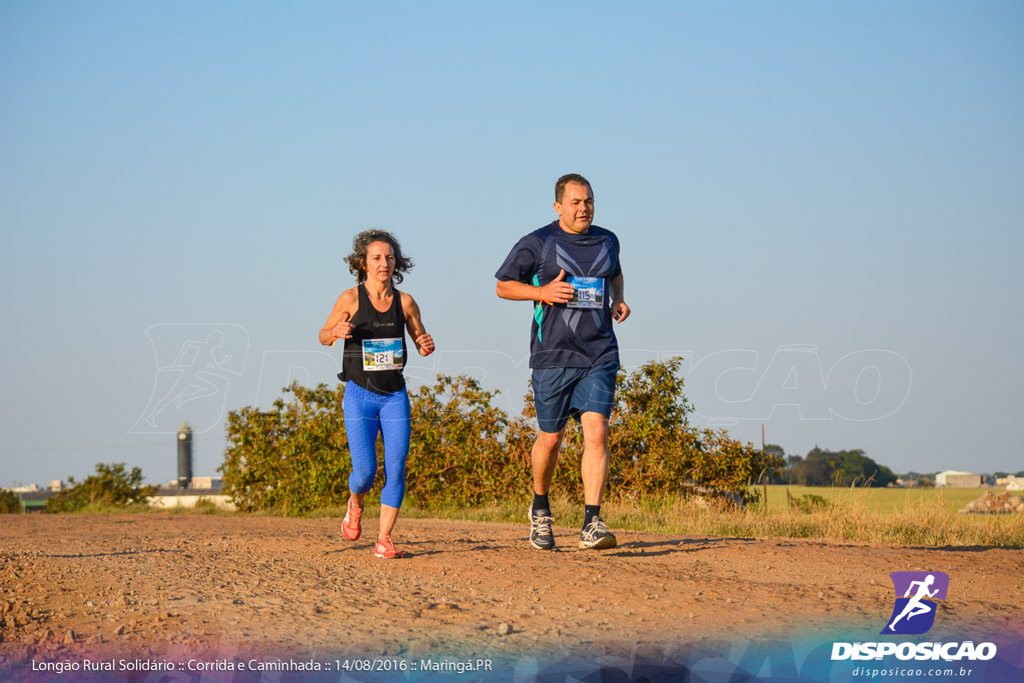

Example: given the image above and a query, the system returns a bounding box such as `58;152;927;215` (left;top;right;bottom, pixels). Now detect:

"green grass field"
31;485;1024;548
398;485;1024;548
761;484;1001;514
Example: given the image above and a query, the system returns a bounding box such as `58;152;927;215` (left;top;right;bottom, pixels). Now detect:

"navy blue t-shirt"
495;221;622;369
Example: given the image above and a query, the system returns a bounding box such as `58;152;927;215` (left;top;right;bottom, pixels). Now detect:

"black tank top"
338;284;408;394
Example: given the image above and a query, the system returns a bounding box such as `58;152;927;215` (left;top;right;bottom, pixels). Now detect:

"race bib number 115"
567;276;604;309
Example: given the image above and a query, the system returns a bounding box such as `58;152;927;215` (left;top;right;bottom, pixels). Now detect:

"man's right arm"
496;270;574;305
496;279;540;301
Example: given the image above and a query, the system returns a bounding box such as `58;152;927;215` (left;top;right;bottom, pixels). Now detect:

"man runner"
495;173;630;550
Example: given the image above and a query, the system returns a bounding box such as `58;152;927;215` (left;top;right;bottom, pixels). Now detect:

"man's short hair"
555;173;592;203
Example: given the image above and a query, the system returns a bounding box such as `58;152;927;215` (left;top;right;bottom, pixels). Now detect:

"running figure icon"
881;570;949;635
142;330;233;427
888;574;939;631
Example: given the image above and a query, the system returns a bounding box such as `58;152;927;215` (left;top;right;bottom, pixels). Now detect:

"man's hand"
612;300;631;323
539;269;574;305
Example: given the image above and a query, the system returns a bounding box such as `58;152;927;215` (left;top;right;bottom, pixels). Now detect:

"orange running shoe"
342;501;363;541
373;535;405;559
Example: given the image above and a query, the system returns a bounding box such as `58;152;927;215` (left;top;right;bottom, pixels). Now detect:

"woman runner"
319;230;434;558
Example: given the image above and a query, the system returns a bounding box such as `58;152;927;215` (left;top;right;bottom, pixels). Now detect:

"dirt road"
1;514;1022;680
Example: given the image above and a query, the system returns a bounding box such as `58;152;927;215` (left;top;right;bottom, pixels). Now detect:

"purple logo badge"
881;571;949;635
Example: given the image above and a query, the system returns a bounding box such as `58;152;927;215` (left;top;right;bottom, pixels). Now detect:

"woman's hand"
330;313;354;346
415;332;435;356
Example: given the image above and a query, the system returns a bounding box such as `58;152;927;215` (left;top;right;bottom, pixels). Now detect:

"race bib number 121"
362;338;403;371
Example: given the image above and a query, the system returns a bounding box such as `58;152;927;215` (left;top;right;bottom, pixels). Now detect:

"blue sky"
2;1;1022;487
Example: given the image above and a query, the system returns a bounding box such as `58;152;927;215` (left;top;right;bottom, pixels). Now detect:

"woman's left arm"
403;293;435;356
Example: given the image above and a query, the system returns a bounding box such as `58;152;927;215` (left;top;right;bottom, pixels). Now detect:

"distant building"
150;476;234;510
935;470;981;488
998;476;1024;491
7;489;50;512
169;476;221;490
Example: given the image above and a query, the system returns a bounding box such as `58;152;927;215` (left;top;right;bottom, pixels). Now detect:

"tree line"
767;444;897;487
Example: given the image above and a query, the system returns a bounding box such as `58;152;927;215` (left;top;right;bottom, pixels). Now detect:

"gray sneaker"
579;516;617;549
529;506;555;550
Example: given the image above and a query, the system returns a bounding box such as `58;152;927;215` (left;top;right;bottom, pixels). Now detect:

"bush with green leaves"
220;358;781;512
46;462;158;512
0;489;21;513
559;357;781;505
221;382;349;514
405;375;532;508
788;490;831;512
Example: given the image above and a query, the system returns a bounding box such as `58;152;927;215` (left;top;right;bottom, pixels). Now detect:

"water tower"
177;421;193;489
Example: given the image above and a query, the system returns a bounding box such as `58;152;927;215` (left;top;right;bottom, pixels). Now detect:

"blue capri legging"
343;380;411;508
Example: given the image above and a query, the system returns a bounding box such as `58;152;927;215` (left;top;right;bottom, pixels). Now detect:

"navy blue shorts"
532;361;619;433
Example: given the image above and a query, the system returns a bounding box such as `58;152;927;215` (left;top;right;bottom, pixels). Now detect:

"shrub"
0;489;21;513
220;382;349;514
563;358;782;505
220;377;533;512
787;490;831;512
46;463;158;512
220;358;782;512
405;375;533;508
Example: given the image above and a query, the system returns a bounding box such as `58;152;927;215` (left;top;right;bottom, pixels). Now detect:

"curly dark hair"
345;229;414;284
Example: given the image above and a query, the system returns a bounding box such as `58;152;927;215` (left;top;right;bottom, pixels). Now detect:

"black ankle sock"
584;505;601;528
533;493;550;512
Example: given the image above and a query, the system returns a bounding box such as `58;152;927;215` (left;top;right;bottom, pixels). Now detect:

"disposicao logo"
881;571;949;635
831;570;997;663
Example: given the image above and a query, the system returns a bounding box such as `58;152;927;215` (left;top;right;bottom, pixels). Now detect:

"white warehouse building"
935;470;981;488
